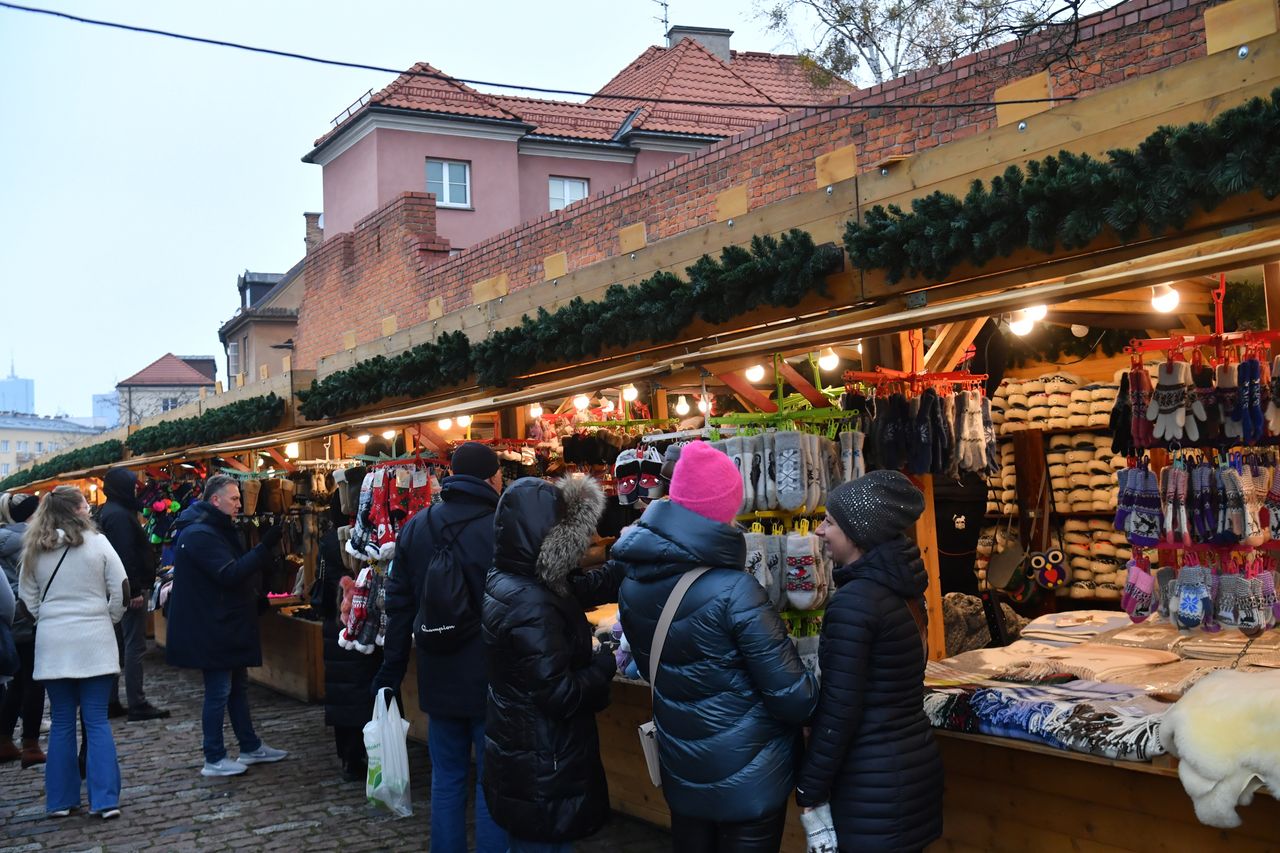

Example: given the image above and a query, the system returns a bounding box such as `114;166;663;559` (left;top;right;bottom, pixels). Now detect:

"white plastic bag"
364;688;413;817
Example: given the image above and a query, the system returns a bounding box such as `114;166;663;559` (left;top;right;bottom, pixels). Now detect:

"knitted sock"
1219;363;1243;441
774;432;806;511
1243;358;1264;443
357;571;384;652
820;437;840;507
851;431;866;480
785;532;820;610
981;395;999;476
762;432;778;511
744;532;771;594
907;389;935;475
839;431;855;483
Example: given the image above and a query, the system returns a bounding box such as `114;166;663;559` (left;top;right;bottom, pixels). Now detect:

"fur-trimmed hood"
493;475;605;597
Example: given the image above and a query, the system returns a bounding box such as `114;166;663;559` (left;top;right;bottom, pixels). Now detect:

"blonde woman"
20;485;128;820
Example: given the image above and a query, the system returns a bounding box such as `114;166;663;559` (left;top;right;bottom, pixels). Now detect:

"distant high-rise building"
0;358;34;414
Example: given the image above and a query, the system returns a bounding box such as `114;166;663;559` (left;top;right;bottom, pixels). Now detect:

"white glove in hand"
800;803;838;853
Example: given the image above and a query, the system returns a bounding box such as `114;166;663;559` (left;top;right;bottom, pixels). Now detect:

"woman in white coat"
20;485;128;819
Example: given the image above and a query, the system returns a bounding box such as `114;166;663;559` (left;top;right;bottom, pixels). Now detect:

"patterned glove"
800;804;839;853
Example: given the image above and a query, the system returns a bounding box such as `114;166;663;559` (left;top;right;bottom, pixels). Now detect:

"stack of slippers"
1061;518;1132;599
1043;373;1083;430
985;440;1018;516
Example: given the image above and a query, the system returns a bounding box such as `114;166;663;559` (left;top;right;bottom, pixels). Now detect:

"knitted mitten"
803;432;823;510
1110;372;1133;455
820;438;840;507
785;532;820;610
774;432;806;511
1182;363;1202;443
851;431;866;480
1267;356;1280;436
765;535;788;611
877;393;910;471
1266;473;1280;541
937;394;955;475
1129;368;1155;449
1122;560;1156;622
1219;469;1246;545
1167;466;1191;546
1189;464;1213;543
1190;363;1218;442
762;432;779;511
1126;467;1163;547
839;431;855;483
1239;576;1265;636
981;395;999;476
740;435;758;515
907;388;935;475
724;437;748;516
1113;467;1134;532
1215;573;1245;629
357;570;384;652
1241;358;1265;443
1241;464;1269;547
1174;565;1211;630
959;389;987;473
1260;570;1279;627
1147;362;1189;441
1219;363;1243;441
744;532;771;594
1155;566;1177;619
747;434;767;513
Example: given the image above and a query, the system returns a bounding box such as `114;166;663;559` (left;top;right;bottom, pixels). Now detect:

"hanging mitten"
876;393;910;471
761;432;778;511
1174;565;1211;630
1218;363;1243;441
1219;468;1246;545
1215;573;1246;629
1110;372;1133;456
1113;467;1134;533
907;389;933;476
1122;560;1156;622
800;433;821;510
744;532;771;594
1155;566;1177;619
1240;357;1265;443
774;432;807;512
981;395;1000;476
1147;362;1189;441
1129;367;1155;449
839;431;855;483
820;438;839;507
851;431;866;480
936;393;955;474
1260;570;1279;627
1191;464;1217;543
766;535;788;611
1126;467;1163;547
1240;464;1269;547
740;435;759;515
724;437;747;516
785;532;821;611
959;390;987;473
1267;357;1280;436
1263;471;1280;541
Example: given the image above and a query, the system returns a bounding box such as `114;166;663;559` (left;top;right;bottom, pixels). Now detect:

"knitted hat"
826;470;924;550
6;492;37;524
669;440;743;525
450;441;499;479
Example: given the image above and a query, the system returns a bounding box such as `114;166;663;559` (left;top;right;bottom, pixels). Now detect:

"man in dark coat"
167;475;288;778
374;442;507;853
97;468;169;722
615;439;818;849
797;470;944;853
482;475;617;850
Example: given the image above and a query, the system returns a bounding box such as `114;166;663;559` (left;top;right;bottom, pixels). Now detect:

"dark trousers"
333;724;365;771
0;639;45;741
670;807;788;853
201;668;261;763
110;608;148;709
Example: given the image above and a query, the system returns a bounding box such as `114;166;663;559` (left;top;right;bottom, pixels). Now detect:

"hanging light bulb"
1025;304;1048;322
622;384;639;402
818;348;839;371
696;397;709;414
1151;283;1180;313
438;418;453;430
675;395;690;416
284;442;300;459
381;430;397;441
745;364;766;383
1070;324;1090;338
456;414;472;428
573;394;590;411
529;402;543;418
356;434;371;445
1008;310;1034;337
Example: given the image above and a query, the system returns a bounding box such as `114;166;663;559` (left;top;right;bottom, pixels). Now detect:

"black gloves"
259;522;283;550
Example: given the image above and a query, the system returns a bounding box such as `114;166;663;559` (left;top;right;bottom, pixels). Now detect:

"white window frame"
227;341;240;379
0;464;9;476
16;441;28;453
549;176;588;212
161;397;181;412
426;159;471;208
0;440;7;451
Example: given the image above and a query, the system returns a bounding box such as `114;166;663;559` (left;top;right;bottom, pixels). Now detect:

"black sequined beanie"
826;470;925;550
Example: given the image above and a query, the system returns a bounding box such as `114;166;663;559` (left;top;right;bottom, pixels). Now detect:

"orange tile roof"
489;96;634;142
117;354;216;388
728;51;855;105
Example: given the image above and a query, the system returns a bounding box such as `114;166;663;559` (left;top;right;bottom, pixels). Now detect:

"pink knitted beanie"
669;440;743;525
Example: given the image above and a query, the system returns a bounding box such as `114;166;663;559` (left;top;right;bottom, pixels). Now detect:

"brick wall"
294;0;1215;370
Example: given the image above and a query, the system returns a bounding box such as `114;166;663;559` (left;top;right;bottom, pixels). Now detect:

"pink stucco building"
303;26;855;248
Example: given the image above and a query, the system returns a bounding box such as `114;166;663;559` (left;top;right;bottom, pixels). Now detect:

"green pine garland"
845;88;1280;284
0;440;124;491
126;394;286;455
299;230;842;420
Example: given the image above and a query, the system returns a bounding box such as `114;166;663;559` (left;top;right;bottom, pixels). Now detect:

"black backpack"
413;506;491;653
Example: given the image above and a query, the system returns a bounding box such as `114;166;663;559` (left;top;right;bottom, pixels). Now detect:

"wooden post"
912;474;947;661
1264;262;1280;357
654;389;669;420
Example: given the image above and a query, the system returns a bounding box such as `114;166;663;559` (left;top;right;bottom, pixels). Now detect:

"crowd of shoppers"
0;440;945;850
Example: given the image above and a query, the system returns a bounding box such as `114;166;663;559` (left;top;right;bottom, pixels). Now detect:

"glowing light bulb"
818;348;839;371
1025;304;1048;321
1071;324;1090;338
456;415;472;428
602;399;615;413
675;395;690;416
1151;283;1179;313
573;394;590;411
284;442;300;459
696;397;710;414
356;434;371;445
381;430;396;441
529;403;543;418
745;364;766;383
1008;313;1034;336
622;384;639;402
438;418;453;430
856;341;863;355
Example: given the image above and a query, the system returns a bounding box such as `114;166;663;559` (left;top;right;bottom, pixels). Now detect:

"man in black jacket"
98;468;169;722
374;442;507;853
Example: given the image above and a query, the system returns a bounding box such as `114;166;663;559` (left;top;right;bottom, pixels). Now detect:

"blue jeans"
201;668;261;763
44;675;120;814
508;840;573;853
427;715;507;853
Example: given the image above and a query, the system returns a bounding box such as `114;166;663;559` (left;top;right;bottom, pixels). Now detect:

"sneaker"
107;702;127;720
92;808;121;820
201;758;248;777
127;703;172;722
238;744;288;765
48;808;73;818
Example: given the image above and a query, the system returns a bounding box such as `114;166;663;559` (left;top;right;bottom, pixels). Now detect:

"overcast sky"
0;0;802;417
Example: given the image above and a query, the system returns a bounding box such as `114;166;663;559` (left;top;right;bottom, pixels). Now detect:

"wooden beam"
715;370;780;412
924;319;987;372
220;456;250;472
1266;261;1280;359
774;360;830;408
911;474;946;661
1178;314;1211;335
262;448;297;474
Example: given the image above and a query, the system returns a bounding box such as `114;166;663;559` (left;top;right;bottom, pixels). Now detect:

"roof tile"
117;354;216;388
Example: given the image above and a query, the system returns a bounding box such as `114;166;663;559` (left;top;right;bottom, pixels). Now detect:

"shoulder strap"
41;546;72;604
647;567;710;698
429;505;492;551
904;595;929;663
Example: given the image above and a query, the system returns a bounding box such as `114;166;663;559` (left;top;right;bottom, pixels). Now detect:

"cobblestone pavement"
0;648;670;853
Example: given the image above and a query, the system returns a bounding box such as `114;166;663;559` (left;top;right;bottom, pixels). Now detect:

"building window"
426;159;470;208
35;442;43;453
161;398;181;412
227;341;240;379
0;464;8;476
16;441;27;453
0;440;7;452
549;177;588;211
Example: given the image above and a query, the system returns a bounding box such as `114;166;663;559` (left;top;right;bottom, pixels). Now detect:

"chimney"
666;25;733;63
304;212;324;254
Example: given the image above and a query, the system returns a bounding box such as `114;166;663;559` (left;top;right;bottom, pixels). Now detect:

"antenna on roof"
652;0;669;36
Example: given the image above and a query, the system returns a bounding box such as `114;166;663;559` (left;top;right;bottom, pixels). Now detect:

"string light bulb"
284;442;300;459
1008;310;1034;337
573;394;590;411
1025;304;1048;321
380;430;396;440
622;384;639;402
696;397;710;414
675;395;690;416
437;418;452;430
818;348;839;371
356;434;371;445
745;364;766;383
456;415;472;428
1151;283;1180;313
529;403;543;418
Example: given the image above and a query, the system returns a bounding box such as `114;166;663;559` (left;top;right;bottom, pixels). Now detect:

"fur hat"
536;475;606;598
826;470;924;550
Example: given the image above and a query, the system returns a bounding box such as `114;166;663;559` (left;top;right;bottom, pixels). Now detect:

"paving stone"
0;648;669;852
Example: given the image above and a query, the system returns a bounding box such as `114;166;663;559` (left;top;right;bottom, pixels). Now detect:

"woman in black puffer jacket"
797;470;943;853
482;476;617;851
616;441;817;852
